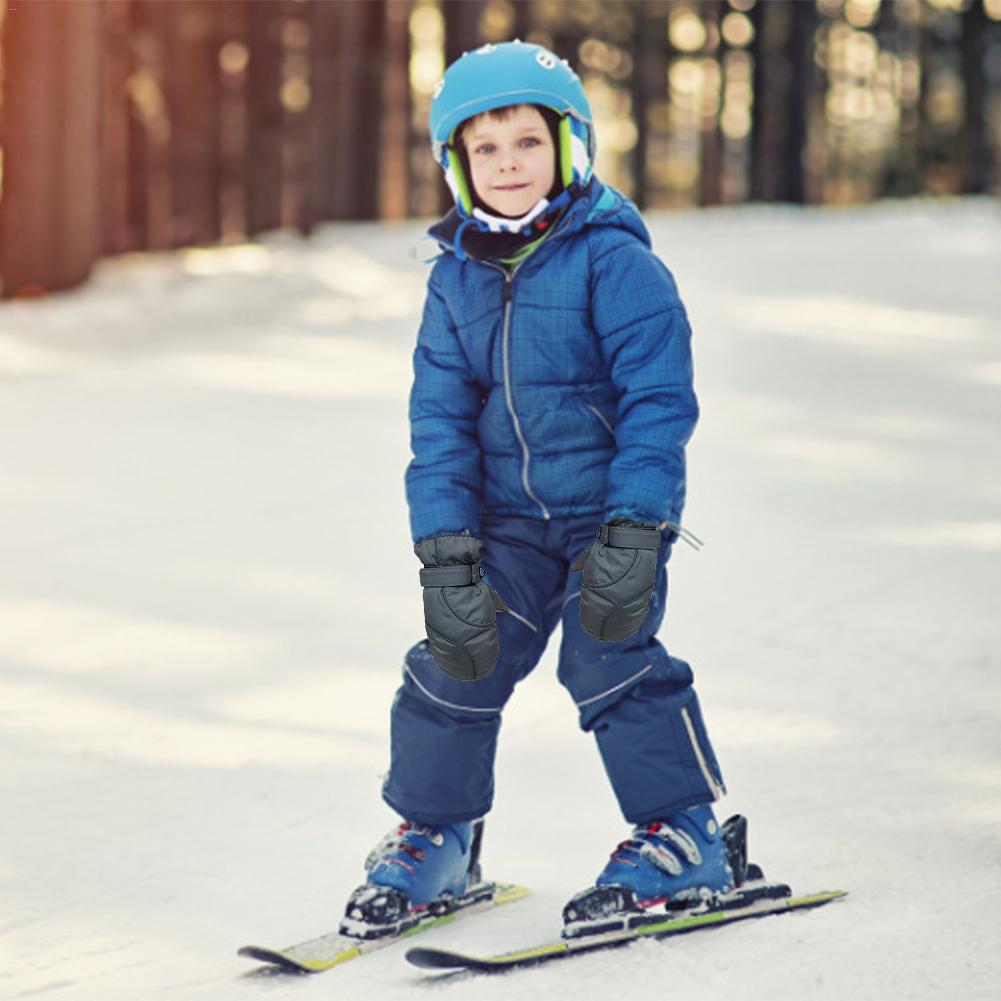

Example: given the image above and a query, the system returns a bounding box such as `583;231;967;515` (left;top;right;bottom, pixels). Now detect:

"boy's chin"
479;193;538;219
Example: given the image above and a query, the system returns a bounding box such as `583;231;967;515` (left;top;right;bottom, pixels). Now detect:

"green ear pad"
446;144;474;214
559;115;573;187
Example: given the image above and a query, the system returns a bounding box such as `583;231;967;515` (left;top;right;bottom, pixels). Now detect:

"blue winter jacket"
405;178;699;545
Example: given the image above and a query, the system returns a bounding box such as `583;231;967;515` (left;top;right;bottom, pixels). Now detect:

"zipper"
498;266;552;520
475;208;579;520
480;262;552;520
494;205;597;520
585;402;615;436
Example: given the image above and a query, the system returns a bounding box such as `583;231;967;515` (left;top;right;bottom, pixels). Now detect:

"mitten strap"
419;561;484;587
601;523;660;550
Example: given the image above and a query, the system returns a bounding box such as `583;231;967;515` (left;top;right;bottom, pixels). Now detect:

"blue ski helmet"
429;40;595;216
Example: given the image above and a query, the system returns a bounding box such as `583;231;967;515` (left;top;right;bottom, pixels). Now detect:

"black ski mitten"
415;533;509;681
570;518;661;642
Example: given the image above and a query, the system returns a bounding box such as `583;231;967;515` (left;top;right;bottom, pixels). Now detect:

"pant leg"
553;516;726;824
382;515;567;826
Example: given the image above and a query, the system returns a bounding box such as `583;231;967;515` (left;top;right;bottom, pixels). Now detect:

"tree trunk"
442;0;485;67
218;0;251;241
278;0;312;234
960;0;990;194
0;1;102;297
631;1;660;208
750;0;811;203
128;0;174;250
379;0;412;220
697;0;724;206
246;0;285;236
783;0;815;203
749;0;779;200
330;0;387;220
100;0;136;255
878;0;921;196
308;0;342;225
164;1;223;247
440;0;485;214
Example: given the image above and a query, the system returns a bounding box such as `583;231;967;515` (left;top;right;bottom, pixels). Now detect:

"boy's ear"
446;144;475;214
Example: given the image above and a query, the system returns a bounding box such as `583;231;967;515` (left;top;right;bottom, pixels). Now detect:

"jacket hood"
425;177;652;263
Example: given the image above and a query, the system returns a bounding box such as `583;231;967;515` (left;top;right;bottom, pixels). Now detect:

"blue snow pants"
382;513;726;827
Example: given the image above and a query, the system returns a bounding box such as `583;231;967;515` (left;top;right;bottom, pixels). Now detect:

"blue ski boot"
340;819;483;939
563;805;744;938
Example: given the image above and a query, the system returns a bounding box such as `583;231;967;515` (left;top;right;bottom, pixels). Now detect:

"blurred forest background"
1;0;999;299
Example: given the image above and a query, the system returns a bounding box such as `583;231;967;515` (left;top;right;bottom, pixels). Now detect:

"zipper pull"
502;273;513;303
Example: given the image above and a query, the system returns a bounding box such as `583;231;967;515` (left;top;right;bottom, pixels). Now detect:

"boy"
340;41;732;940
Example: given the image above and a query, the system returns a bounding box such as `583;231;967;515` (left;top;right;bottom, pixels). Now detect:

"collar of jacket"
428;178;602;265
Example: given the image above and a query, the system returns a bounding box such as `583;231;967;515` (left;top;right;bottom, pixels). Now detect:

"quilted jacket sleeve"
590;237;699;527
405;270;484;545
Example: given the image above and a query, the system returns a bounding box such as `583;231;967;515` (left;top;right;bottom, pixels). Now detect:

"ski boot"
340;819;487;940
562;807;788;939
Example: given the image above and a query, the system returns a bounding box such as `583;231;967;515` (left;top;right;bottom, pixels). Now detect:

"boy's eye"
472;137;541;156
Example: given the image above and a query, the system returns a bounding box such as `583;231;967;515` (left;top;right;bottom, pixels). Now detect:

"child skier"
341;40;733;939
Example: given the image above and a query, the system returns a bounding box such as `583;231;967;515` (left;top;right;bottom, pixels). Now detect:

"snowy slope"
1;197;999;1000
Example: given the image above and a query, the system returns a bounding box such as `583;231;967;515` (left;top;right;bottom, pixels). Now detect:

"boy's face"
462;105;556;218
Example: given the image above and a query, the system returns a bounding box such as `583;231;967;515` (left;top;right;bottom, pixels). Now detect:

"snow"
2;197;1000;1000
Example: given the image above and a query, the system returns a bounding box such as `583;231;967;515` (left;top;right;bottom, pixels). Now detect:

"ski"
406;886;847;974
239;880;529;974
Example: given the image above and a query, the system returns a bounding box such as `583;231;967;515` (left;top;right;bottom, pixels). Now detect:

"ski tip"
405;946;472;970
796;888;849;905
237;945;270;961
494;882;532;904
237;945;317;974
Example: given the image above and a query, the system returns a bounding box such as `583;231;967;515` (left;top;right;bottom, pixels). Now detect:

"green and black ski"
406;887;847;975
239;880;529;974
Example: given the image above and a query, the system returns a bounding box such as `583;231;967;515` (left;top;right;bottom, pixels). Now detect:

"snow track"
2;200;999;999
